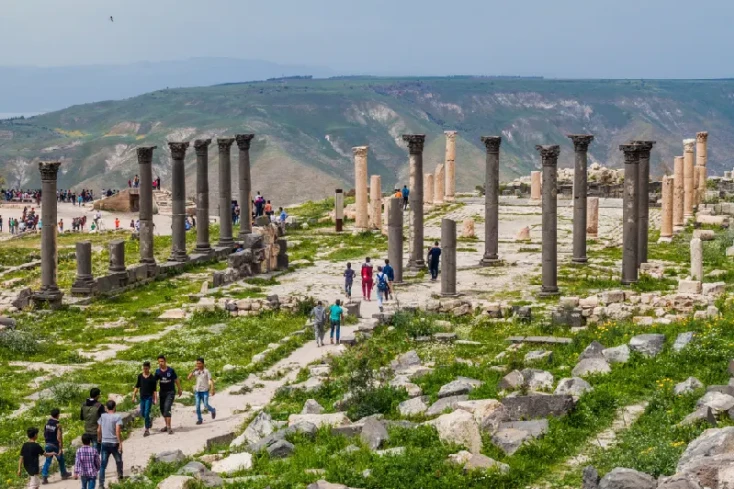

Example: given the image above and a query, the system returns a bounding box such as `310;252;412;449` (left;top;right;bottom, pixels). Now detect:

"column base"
168;252;190;263
538;287;560;298
218;238;235;247
480;256;501;266
71;277;95;296
406;259;426;271
657;236;673;243
32;288;64;307
588;234;598;240
109;267;126;274
441;291;459;297
620;279;639;286
140;258;156;265
571;257;588;264
194;244;213;255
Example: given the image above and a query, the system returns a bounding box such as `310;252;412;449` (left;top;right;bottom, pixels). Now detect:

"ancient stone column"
194;139;212;254
353;146;369;230
568;134;594;264
34;161;63;305
530;171;541;200
137;146;157;264
434;164;445;205
587;197;599;238
444;131;457;201
168;142;190;262
370;175;382;229
697;131;709;203
335;188;344;232
620;144;640;285
632;140;655;266
235;134;255;240
673;156;685;228
71;241;94;295
536;145;560;296
659;175;674;241
690;237;703;281
693;165;701;206
441;218;457;296
683;139;695;219
403;134;426;269
216;138;235;246
387;197;403;283
424;173;434;204
480;136;502;266
108;240;126;273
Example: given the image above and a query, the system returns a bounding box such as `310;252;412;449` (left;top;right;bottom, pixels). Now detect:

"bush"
346;385;408;420
392;311;435;339
0;330;39;355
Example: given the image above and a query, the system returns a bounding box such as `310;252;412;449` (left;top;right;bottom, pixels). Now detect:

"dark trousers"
99;443;123;488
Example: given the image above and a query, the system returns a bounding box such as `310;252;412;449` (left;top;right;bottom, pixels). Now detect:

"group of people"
127;175;161;191
1;188;41;204
57;189;94;205
230;195;288;227
17;356;217;489
343;257;395;311
0;207;39;234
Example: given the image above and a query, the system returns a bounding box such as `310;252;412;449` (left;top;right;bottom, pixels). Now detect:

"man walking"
155;355;182;434
309;301;327;347
401;185;410;210
329;299;344;345
97;400;123;489
361;257;373;301
375;266;390;312
427;241;442;281
343;263;355;300
131;362;157;437
187;357;216;425
42;408;71;483
383;259;395;300
80;388;105;452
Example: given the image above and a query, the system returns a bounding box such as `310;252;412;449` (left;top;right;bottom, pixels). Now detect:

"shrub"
345;385;408;420
0;330;39;355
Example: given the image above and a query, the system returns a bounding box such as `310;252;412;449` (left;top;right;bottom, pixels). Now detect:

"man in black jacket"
80;388;105;453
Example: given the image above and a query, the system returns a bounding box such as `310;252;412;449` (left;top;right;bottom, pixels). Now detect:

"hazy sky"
1;0;731;78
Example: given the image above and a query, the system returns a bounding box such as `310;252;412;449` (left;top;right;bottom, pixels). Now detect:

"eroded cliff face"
2;78;733;205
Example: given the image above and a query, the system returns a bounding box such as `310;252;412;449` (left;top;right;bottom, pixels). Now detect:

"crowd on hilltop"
58;189;94;205
1;188;41;204
128;174;161;191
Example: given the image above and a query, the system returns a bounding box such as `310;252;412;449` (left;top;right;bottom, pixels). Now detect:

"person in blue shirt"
279;207;288;224
155;355;182;434
427;241;442;281
382;259;395;300
401;185;410;210
328;300;344;345
343;263;355;299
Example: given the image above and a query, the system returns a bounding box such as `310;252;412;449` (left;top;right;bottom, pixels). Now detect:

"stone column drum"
697;132;709;203
34;161;64;305
108;240;126;273
370;175;382;229
424;173;434;204
194;138;212;254
683;139;695;219
168;142;190;262
633;140;655;266
387;197;403;283
335;188;344;232
693;166;701;206
71;241;94;295
673;156;685;228
568;134;594;264
444;131;457;201
620;144;640;285
434;164;445;205
353;146;369;230
690;237;703;281
536;146;560;296
659;175;674;241
217;138;235;246
137;146;157;264
587;197;599;239
235;134;255;240
530;171;541;200
403;134;426;269
441;218;457;296
480;136;502;266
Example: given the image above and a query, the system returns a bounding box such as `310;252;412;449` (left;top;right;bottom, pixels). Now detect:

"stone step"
506;335;573;345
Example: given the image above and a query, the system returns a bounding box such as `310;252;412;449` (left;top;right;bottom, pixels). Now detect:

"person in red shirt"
361;257;374;301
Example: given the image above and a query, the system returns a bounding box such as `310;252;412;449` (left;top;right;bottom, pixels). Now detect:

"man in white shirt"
187;357;216;425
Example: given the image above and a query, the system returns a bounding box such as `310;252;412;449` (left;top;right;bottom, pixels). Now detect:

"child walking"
18;428;56;489
343;263;355;300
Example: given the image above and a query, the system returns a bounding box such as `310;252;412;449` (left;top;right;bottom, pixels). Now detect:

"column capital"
168;142;190;160
683;139;696;153
217;138;235;151
632;140;656;157
235;133;255;150
619;144;641;164
444;130;458;140
402;134;426;154
696;131;709;143
535;145;560;165
352;145;369;157
194;138;212;156
137;146;157;162
480;136;502;153
567;134;595;151
38;161;61;181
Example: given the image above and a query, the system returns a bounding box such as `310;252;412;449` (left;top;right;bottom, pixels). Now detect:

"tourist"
97;400;123;489
264;200;273;216
114;218;120;231
361;257;374;301
279;207;288;223
73;434;100;489
129;220;135;231
131;361;157;437
328;299;344;345
187;357;216;425
254;192;265;216
427;241;442;281
393;188;401;199
0;215;3;233
375;265;390;312
309;301;327;347
18;427;56;489
402;185;410;210
58;219;64;233
383;259;395;300
155;355;182;434
41;408;71;483
343;263;355;300
80;388;105;453
128;179;131;188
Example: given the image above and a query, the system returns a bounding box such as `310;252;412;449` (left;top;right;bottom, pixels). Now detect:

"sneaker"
144;429;150;437
61;474;72;480
168;429;174;435
160;427;169;433
196;420;203;425
212;410;216;420
42;477;49;485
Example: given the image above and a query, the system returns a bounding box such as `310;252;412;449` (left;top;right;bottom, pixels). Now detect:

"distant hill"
1;77;733;206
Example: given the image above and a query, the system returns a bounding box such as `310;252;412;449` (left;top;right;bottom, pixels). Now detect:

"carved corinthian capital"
567;134;595;152
168;142;190;160
535;145;560;165
683;139;696;153
402;134;426;154
352;146;368;158
696;132;709;143
444;130;457;140
217;138;235;151
38;161;61;181
137;146;157;163
235;134;255;150
194;138;212;156
619;144;641;164
480;136;502;154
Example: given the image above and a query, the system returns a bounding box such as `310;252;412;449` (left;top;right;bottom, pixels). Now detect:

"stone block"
500;395;576;421
702;282;726;296
678;280;702;295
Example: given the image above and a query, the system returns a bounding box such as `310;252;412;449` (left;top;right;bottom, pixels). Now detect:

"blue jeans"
195;391;216;422
80;476;96;489
99;443;122;489
430;264;439;280
330;320;341;342
139;396;153;429
41;444;68;477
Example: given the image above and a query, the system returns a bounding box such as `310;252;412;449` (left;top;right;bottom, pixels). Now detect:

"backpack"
377;273;388;291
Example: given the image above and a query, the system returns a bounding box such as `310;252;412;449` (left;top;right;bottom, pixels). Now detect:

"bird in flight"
110;16;114;22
